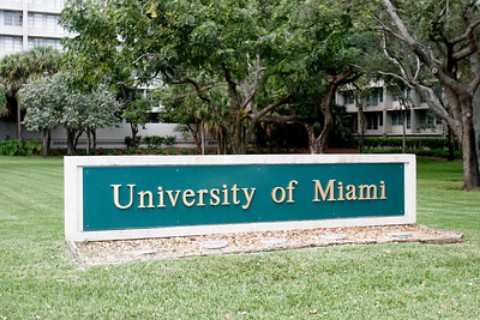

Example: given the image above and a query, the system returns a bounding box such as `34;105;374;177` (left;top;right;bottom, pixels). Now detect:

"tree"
0;47;61;140
376;0;480;190
120;89;153;149
289;0;365;153
61;0;297;154
83;85;122;154
20;74;67;156
61;85;121;155
158;85;214;154
19;73;120;156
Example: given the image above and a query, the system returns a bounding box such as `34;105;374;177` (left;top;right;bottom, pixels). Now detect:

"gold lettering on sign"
312;179;336;202
111;184;135;209
312;180;387;202
111;184;257;210
138;190;154;208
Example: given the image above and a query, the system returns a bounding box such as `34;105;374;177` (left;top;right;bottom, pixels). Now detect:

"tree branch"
253;92;295;121
452;19;480;61
241;54;266;110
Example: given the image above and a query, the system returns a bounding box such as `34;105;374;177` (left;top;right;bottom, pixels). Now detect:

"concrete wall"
0;120;201;149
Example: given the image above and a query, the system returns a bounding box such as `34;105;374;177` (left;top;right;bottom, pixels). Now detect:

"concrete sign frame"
64;154;416;242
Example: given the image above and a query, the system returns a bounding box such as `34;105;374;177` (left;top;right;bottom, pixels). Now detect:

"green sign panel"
83;163;405;231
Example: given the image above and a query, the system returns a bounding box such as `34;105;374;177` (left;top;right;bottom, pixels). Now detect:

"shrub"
362;137;448;150
125;136;142;148
144;136;164;149
0;139;23;156
163;135;176;146
23;140;42;156
0;139;42;156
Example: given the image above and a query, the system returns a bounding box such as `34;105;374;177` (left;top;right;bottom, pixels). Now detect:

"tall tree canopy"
287;0;369;153
62;0;301;154
375;0;480;190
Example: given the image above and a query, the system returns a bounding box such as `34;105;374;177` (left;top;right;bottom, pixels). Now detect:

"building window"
368;88;383;107
392;89;415;104
391;111;411;129
28;37;43;49
366;113;383;130
419;94;426;103
4;11;23;27
28;13;43;29
419;111;436;128
28;37;61;50
342;91;354;105
46;15;58;33
148;113;160;123
4;36;23;53
56;0;65;10
405;89;413;103
28;0;45;6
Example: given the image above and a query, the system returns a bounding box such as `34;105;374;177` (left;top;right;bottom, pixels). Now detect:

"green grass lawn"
0;156;479;319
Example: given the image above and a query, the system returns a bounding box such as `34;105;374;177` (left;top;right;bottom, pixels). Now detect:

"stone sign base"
68;224;463;266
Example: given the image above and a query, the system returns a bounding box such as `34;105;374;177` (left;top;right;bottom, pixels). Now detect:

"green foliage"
360;137;461;159
20;73;68;132
61;0;318;153
0;46;61;94
22;140;43;155
125;135;176;149
363;137;448;149
124;136;142;149
0;83;6;111
0;139;23;156
121;96;152;128
143;135;163;149
143;135;176;148
0;47;63;139
0;139;42;156
19;72;121;154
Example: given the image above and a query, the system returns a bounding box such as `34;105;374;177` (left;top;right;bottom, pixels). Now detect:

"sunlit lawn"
0;156;479;319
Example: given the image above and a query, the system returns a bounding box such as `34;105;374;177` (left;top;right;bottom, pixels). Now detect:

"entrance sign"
64;154;416;241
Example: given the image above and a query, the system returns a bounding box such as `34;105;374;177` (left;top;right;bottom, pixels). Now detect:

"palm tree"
0;46;61;140
0;84;6;114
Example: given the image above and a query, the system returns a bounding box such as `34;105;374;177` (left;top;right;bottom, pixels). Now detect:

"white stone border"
64;154;416;241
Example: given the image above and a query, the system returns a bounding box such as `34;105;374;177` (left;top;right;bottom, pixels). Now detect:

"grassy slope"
0;156;479;320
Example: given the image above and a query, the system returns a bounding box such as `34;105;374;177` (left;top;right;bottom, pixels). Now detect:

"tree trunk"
92;130;97;154
41;128;50;157
402;107;407;153
309;72;361;154
460;102;480;189
16;100;22;141
355;95;366;153
74;130;82;155
447;126;455;161
305;124;318;154
86;131;91;155
473;87;480;171
187;120;203;154
130;123;139;148
66;129;77;156
312;78;337;154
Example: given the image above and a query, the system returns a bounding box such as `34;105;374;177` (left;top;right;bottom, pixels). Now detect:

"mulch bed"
68;224;463;266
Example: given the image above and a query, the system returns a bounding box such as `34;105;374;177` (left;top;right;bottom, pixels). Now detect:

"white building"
0;0;67;57
336;83;447;138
